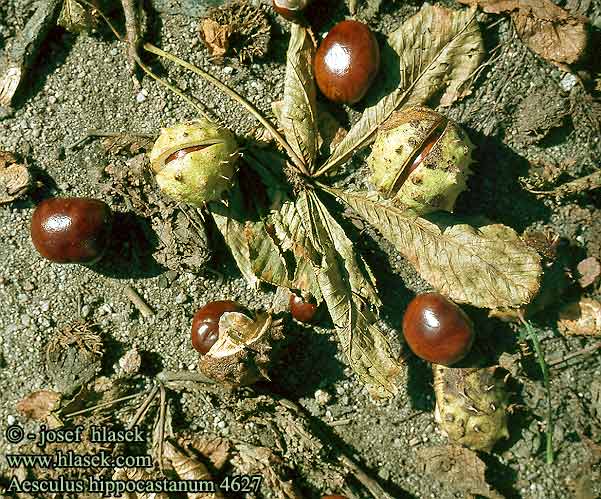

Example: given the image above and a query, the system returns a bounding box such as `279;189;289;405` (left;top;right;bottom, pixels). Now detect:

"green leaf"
281;24;318;171
307;191;404;397
316;5;483;177
332;189;542;309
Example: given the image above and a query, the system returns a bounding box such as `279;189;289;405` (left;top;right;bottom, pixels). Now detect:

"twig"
328;418;352;426
142;43;309;177
157;370;215;385
547;342;601;368
127;384;160;430
526;170;601;197
62;393;142;419
121;0;140;75
157;384;167;472
520;318;554;465
339;454;395;499
67;129;155;152
123;284;154;318
273;396;398;499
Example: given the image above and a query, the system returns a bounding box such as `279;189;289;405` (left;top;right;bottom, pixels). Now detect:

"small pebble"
175;293;188;304
7;415;16;426
119;347;142;375
315;389;332;406
135;89;148;103
81;305;91;318
559;73;578;92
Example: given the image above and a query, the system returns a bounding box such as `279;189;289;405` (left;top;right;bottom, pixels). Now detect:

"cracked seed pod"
368;106;474;215
149;120;238;207
433;364;509;452
198;311;283;388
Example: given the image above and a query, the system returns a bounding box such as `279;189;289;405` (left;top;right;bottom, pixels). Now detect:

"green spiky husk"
368;106;474;215
150;120;238;206
433;365;510;452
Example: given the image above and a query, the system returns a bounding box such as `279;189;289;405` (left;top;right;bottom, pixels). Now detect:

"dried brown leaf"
333;189;542;309
512;11;587;65
16;390;61;421
232;443;302;499
281;24;318;170
154;207;212;273
417;445;504;498
164;441;223;499
199;19;232;58
458;0;588;64
101;134;154;156
178;435;232;470
558;298;601;336
199;2;270;63
0;151;31;204
577;257;601;288
45;321;103;397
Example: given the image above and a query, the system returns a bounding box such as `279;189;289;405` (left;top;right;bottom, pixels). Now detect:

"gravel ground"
1;0;600;498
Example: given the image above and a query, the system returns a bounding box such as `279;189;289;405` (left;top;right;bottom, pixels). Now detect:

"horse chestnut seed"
30;197;113;264
289;293;318;323
314;20;380;104
402;293;474;366
273;0;312;21
191;300;244;354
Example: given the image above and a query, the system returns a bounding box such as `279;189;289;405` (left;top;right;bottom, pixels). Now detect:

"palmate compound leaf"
209;175;322;302
315;5;483;177
281;24;318;171
212;186;405;396
331;188;542;309
306;190;405;397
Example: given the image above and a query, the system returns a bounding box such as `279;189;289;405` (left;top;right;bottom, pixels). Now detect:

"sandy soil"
1;0;600;498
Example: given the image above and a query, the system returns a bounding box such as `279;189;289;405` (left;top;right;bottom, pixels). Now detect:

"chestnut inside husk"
368;106;474;215
197;310;284;387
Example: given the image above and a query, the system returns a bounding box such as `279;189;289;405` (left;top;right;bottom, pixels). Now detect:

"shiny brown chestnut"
30;197;113;264
273;0;312;22
314;20;380;104
191;300;244;354
289;293;318;323
402;293;474;366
